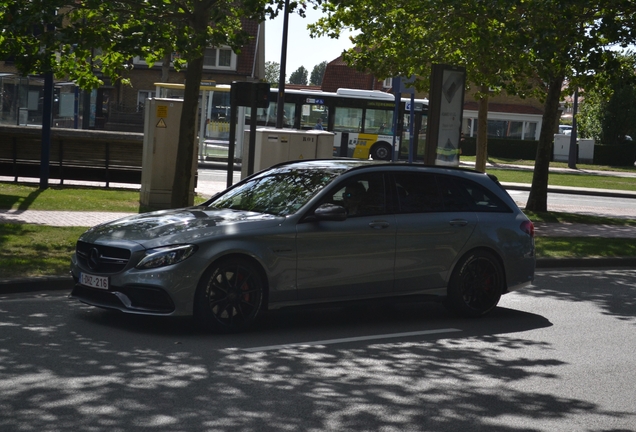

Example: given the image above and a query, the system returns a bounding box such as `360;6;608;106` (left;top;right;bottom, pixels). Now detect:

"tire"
371;143;392;161
446;250;503;317
194;257;264;333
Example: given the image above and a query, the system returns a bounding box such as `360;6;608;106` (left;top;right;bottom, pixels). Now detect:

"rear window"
437;175;512;213
393;172;512;213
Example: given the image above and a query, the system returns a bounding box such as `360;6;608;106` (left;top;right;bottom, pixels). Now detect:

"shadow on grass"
0;192;35;211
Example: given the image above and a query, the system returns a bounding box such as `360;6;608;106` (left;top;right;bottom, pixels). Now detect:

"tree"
0;0;288;207
577;91;604;142
310;0;636;211
578;54;636;143
265;61;281;87
310;61;327;86
520;1;636;211
289;66;308;85
309;0;532;173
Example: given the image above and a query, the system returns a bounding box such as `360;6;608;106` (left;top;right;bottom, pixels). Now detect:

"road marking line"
242;328;462;352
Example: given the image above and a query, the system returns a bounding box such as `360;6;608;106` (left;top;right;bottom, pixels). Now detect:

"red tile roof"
321;56;387;92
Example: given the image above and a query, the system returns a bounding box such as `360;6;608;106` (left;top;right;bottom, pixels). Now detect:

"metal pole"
568;88;578;169
226;85;238;188
39;70;53;189
391;77;401;162
276;0;290;129
408;93;415;163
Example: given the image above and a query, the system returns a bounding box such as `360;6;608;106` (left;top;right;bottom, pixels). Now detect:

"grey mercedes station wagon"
70;160;535;332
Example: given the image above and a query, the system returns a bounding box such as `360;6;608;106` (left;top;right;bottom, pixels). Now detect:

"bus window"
300;104;328;130
251;102;295;128
205;91;231;141
334;107;363;133
365;108;393;134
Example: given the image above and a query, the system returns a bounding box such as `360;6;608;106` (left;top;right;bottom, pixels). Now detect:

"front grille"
76;241;131;273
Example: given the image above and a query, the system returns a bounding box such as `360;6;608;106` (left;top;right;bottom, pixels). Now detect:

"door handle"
449;219;468;227
369;220;390;229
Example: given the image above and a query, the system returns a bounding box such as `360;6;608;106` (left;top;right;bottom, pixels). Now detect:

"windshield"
207;168;341;216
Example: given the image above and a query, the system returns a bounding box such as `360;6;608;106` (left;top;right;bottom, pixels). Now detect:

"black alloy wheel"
371;143;392;161
446;250;503;317
194;257;264;332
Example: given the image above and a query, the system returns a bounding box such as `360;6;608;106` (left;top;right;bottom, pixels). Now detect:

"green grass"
535;237;636;258
0;183;147;212
0;224;87;278
0;182;208;278
0;182;207;212
487;168;636;191
461;155;636;173
524;210;636;226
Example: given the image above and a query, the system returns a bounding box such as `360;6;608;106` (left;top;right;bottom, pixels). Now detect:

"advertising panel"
424;64;466;166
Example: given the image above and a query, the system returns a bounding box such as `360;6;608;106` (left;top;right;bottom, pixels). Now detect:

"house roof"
321;56;387;93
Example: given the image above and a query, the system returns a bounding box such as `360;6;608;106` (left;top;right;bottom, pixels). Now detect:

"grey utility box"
553;134;595;163
241;128;334;179
141;98;197;209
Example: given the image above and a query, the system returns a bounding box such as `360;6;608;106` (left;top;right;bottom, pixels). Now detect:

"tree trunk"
171;56;204;208
525;74;565;212
170;2;210;209
475;86;489;172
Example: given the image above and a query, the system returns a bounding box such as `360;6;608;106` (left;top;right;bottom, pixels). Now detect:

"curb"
535;257;636;269
0;276;74;295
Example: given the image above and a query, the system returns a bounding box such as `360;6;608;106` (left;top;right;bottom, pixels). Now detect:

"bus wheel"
371;143;392;160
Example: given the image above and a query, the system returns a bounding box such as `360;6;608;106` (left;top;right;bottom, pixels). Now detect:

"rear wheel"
371;143;392;160
446;250;503;317
194;257;264;333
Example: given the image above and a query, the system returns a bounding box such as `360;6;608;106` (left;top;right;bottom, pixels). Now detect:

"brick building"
0;19;265;132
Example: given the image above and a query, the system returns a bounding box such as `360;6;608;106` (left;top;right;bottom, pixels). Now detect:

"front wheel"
446;250;503;317
371;143;392;161
194;257;264;333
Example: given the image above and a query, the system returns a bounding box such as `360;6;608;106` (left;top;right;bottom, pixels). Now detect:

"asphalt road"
1;269;634;431
508;189;636;219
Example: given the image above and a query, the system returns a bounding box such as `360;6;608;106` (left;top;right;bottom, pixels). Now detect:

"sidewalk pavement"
2;162;636;294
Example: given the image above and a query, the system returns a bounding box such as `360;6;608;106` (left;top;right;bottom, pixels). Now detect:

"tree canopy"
310;61;327;86
310;0;636;211
578;54;636;144
0;0;290;206
289;65;308;85
265;61;281;87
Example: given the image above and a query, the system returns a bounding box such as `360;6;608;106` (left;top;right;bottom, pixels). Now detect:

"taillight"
520;220;535;238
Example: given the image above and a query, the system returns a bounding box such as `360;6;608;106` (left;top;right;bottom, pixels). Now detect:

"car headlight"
136;245;197;270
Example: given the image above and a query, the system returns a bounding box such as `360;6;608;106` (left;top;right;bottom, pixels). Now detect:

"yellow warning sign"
156;118;167;128
156;105;168;118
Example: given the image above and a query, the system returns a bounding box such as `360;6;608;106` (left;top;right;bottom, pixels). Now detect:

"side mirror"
314;203;347;221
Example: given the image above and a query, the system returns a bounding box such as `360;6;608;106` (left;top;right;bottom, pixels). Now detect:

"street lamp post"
275;0;290;129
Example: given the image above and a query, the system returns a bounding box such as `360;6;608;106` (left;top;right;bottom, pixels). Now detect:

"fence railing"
0;125;144;187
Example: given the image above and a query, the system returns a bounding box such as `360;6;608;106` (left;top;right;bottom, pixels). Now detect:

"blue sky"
264;7;355;77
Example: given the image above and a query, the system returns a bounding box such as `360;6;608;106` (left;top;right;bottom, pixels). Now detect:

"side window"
393;172;443;213
334;107;363;133
319;173;386;217
300;104;328;130
436;175;512;213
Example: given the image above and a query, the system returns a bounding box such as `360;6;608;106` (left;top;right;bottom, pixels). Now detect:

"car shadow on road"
71;296;552;343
